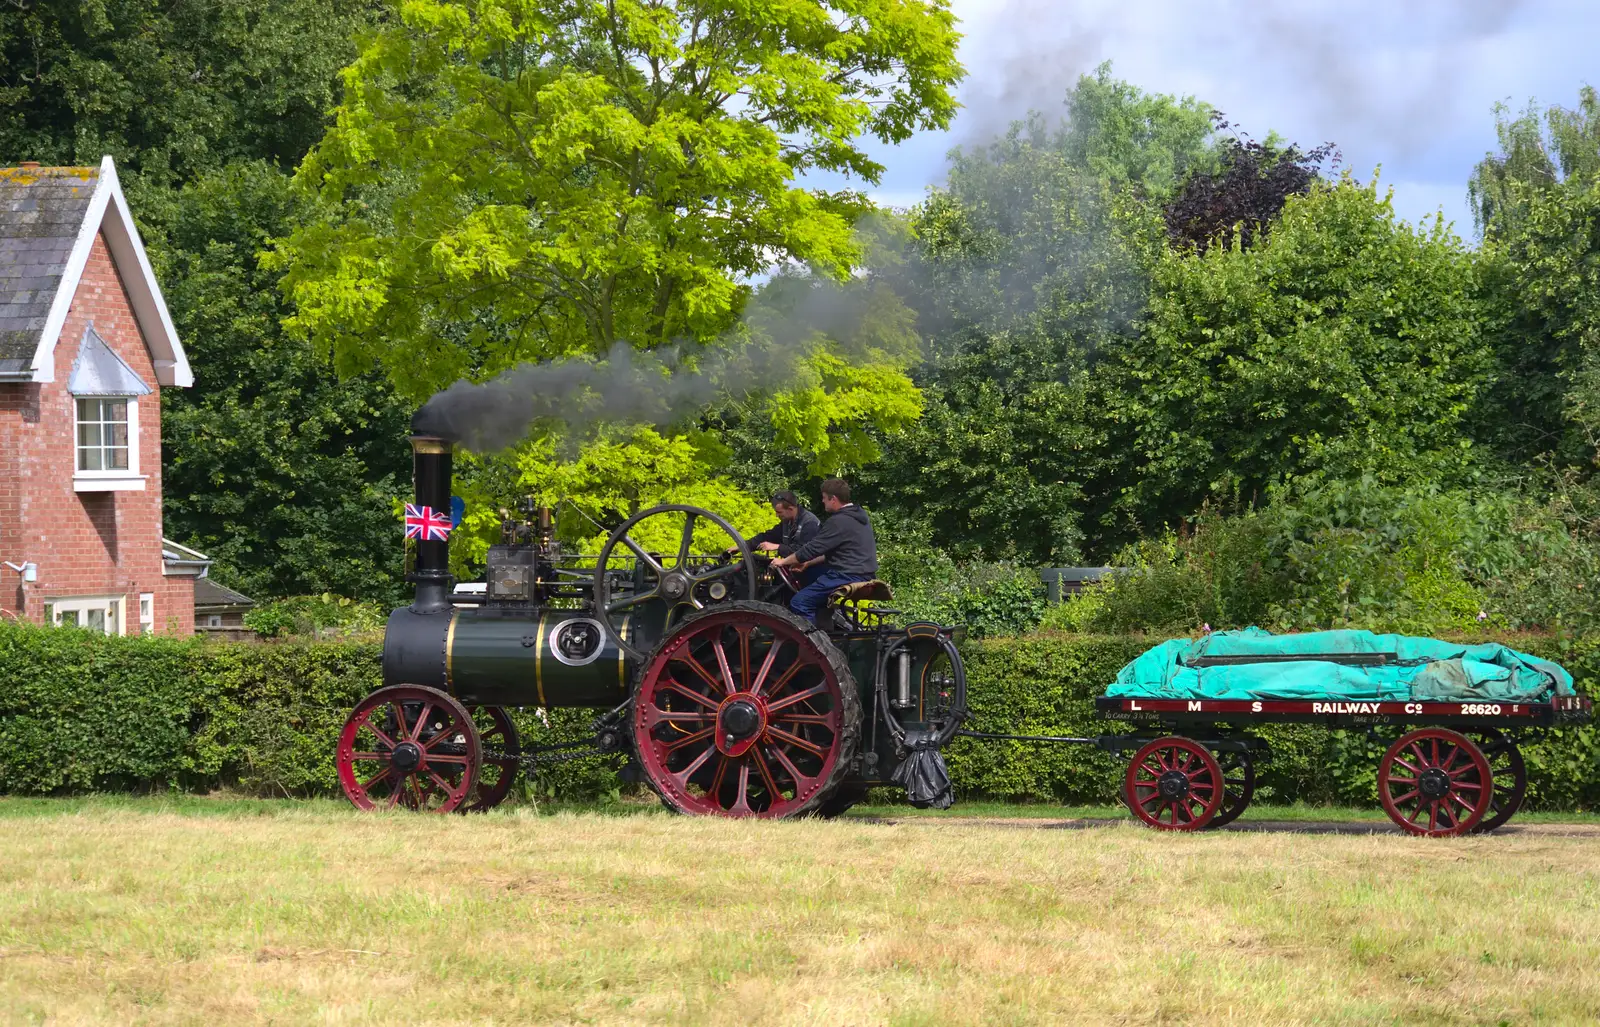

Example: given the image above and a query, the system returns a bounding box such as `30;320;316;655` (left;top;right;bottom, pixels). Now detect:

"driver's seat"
828;579;894;605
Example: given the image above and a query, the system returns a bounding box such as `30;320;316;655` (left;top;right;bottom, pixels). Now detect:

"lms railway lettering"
1311;701;1382;714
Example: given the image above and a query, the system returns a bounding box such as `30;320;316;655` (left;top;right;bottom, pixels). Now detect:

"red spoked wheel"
1377;728;1492;837
464;705;521;812
1207;748;1256;829
337;685;479;813
1123;736;1223;831
1467;728;1527;834
632;601;860;818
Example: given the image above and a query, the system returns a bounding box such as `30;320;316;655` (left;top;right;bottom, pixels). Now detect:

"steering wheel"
766;559;804;594
593;504;759;661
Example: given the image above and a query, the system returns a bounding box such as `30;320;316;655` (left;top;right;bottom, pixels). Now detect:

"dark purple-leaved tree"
1164;117;1338;252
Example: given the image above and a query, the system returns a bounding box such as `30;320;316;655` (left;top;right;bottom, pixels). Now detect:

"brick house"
0;156;205;635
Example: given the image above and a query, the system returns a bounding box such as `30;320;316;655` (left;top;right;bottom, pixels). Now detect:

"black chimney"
409;435;454;613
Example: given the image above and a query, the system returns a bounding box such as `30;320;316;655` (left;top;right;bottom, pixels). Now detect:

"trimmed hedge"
0;626;611;799
3;624;1597;809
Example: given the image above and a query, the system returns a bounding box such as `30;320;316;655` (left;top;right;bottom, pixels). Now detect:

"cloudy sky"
834;0;1598;239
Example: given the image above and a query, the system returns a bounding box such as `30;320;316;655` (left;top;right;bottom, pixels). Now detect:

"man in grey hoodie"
772;478;878;626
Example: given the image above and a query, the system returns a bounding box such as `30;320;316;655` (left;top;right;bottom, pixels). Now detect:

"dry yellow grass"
3;802;1600;1025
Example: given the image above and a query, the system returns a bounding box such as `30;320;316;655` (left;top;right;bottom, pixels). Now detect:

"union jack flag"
404;503;452;542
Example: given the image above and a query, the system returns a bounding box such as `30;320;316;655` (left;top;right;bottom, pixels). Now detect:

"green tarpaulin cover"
1105;628;1574;703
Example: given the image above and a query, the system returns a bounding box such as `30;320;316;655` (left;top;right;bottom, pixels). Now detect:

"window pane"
107;446;129;471
61;610;80;627
78;422;101;447
107;422;127;447
106;399;127;422
79;446;102;471
77;398;94;422
87;609;105;632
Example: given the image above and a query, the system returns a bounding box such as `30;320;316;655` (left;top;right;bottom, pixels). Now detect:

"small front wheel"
337;685;480;813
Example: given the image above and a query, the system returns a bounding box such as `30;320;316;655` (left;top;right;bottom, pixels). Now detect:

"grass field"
3;797;1600;1025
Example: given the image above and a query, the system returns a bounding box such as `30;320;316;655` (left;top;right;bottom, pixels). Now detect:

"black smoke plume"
410;271;904;451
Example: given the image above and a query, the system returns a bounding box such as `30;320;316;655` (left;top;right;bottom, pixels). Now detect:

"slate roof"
0;164;100;375
194;578;255;609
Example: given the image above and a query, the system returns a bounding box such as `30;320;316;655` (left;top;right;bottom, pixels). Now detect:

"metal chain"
481;700;632;771
482;741;620;769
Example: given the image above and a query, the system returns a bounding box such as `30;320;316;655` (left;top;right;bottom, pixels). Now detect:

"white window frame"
44;595;126;636
139;592;155;634
204;613;223;628
73;395;147;492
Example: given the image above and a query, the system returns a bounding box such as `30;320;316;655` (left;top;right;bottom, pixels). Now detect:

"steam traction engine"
336;436;967;818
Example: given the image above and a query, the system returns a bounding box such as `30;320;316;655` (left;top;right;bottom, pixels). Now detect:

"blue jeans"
790;569;872;624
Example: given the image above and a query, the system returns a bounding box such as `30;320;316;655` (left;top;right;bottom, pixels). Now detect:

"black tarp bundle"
892;729;954;809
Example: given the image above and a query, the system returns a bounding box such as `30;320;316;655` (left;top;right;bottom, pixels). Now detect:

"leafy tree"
1057;62;1217;199
155;165;414;603
1110;175;1489;531
0;0;375;192
854;71;1213;563
273;0;961;384
1470;87;1600;238
1163;120;1337;253
1470;88;1600;473
270;0;963;526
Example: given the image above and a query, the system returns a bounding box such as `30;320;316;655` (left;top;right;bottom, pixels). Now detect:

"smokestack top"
410;434;453;455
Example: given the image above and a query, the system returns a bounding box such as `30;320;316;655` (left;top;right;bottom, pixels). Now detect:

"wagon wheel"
1123;736;1223;831
1377;728;1491;837
594;504;759;661
632;601;861;818
1207;748;1256;829
1466;728;1527;833
464;705;521;812
336;685;479;813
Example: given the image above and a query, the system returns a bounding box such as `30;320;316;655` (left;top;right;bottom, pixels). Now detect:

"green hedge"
3;624;1598;810
0;626;610;799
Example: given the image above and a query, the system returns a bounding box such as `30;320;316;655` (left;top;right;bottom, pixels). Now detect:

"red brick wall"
0;232;194;634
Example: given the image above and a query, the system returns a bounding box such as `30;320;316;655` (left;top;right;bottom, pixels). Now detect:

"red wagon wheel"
1377;728;1491;837
632;601;860;818
1123;736;1223;831
337;685;479;813
464;705;521;812
1467;728;1527;834
1207;748;1256;829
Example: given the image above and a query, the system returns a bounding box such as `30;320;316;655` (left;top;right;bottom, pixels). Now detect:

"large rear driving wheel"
632;602;860;818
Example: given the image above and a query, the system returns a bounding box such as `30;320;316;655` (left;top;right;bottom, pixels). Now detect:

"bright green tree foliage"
273;0;963;387
1111;176;1488;529
272;0;961;539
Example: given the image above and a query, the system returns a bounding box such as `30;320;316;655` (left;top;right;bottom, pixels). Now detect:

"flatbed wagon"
1088;693;1592;836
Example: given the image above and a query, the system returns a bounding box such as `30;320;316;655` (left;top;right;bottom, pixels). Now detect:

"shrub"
878;519;1048;637
1048;479;1600;635
243;594;389;639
